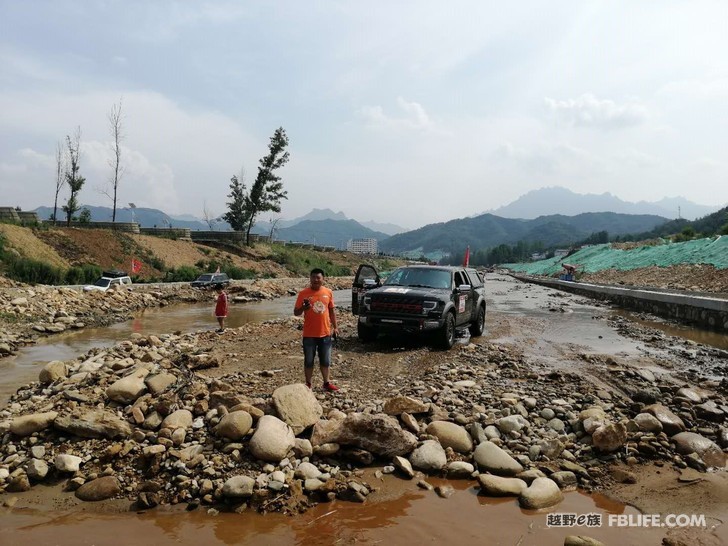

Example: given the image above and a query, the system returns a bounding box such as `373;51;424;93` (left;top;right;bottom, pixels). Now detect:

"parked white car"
83;275;133;292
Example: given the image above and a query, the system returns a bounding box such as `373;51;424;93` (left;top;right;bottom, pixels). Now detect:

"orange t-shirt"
296;287;335;338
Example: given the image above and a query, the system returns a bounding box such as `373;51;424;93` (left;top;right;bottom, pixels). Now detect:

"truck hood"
367;286;448;299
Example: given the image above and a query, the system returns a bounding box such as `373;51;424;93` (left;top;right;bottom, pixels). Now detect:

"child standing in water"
214;283;228;333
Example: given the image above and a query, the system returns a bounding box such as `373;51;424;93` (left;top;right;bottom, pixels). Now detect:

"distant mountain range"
251;208;408;236
275;219;390;248
486;187;719;221
379;212;669;254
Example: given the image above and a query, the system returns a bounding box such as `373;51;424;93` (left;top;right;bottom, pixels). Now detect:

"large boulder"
633;413;663;434
519;477;564;509
311;413;417;457
55;454;83;473
409;440;447;472
75;476;121;501
249;415;295;462
106;368;149;404
672;432;727;468
592;422;627;453
473;441;524;476
496;415;529;435
39;361;68;384
222;475;255;499
272;384;323;435
54;411;132;440
643;404;686;436
10;412;58;437
478;474;527;496
383;395;429;416
425;421;473;453
214;411;253;440
161;410;193;431
145;373;177;395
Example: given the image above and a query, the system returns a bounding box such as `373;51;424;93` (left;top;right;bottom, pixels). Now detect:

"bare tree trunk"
202;201;215;230
53;141;64;225
108;99;124;223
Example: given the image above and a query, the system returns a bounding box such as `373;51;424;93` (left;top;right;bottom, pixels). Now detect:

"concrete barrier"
41;221;141;233
512;274;728;332
139;227;192;240
189;231;270;243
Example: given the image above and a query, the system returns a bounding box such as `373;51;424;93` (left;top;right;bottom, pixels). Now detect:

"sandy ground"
0;224;68;268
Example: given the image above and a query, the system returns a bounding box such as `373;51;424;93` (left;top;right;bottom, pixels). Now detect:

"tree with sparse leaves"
223;169;253;232
224;127;290;245
62;128;85;226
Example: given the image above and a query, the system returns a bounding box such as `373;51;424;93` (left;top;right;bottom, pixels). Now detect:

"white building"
347;238;378;254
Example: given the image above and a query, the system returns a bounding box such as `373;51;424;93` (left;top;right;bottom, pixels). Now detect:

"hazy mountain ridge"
487;187;719;220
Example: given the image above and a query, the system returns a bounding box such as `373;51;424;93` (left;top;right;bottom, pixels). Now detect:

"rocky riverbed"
1;274;726;545
0;277;352;358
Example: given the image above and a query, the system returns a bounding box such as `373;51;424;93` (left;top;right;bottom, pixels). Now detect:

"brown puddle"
611;309;728;351
1;477;673;546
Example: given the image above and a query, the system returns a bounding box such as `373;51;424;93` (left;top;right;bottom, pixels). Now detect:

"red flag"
131;259;142;274
463;246;470;267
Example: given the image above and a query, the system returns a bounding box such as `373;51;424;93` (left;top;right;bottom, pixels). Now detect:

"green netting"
503;236;728;275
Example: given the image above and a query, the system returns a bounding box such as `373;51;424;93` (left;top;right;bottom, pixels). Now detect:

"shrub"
165;265;200;282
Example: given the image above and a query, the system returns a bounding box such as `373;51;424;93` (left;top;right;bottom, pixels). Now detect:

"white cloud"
544;94;648;129
360;97;433;131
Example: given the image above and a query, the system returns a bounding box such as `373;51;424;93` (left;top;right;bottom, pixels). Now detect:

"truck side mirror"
458;284;471;292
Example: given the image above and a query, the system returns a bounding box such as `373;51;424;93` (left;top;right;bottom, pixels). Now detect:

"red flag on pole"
463;246;470;267
131;259;142;274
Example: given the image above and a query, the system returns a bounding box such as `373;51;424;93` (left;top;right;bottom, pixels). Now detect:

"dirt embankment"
0;224;68;269
582;264;728;294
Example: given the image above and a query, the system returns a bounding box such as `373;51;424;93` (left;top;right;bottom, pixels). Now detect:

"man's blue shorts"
303;336;332;368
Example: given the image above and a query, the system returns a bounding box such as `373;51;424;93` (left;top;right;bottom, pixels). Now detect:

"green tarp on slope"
503;236;728;275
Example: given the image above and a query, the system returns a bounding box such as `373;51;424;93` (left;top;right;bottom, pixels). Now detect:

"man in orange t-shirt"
294;268;340;391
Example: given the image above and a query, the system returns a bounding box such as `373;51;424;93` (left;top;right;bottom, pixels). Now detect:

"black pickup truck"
351;264;486;349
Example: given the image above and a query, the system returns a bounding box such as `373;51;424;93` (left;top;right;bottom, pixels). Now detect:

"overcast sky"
1;1;727;229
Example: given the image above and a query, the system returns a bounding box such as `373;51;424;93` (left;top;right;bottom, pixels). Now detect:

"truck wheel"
357;323;378;343
436;312;456;349
469;304;486;337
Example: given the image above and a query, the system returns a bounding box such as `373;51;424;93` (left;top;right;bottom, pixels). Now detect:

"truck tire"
469;303;486;337
436;312;456;349
357;323;378;343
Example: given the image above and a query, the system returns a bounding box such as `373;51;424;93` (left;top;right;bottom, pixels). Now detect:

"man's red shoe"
323;382;339;392
305;382;312;389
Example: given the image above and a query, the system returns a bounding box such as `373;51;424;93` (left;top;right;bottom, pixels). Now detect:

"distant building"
554;249;570;258
531;252;546;261
347;238;378;254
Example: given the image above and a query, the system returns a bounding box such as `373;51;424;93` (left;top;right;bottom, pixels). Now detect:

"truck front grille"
370;296;423;314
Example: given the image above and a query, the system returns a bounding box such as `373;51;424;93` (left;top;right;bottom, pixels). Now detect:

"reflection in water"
1;481;669;546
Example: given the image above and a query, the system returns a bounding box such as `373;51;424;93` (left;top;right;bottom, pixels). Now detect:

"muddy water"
612;308;728;350
1;478;667;546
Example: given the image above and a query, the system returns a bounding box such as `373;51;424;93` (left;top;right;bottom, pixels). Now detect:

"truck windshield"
198;275;213;281
384;268;451;289
94;278;111;287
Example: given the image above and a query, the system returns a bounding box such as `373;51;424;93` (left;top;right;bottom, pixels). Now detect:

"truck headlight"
422;300;437;313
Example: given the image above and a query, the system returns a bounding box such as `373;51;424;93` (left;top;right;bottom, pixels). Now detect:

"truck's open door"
352;264;380;315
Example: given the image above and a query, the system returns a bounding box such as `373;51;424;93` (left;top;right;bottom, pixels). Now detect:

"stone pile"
0;328;724;515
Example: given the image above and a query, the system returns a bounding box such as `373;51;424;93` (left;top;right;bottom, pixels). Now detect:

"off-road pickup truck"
351;264;486;349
